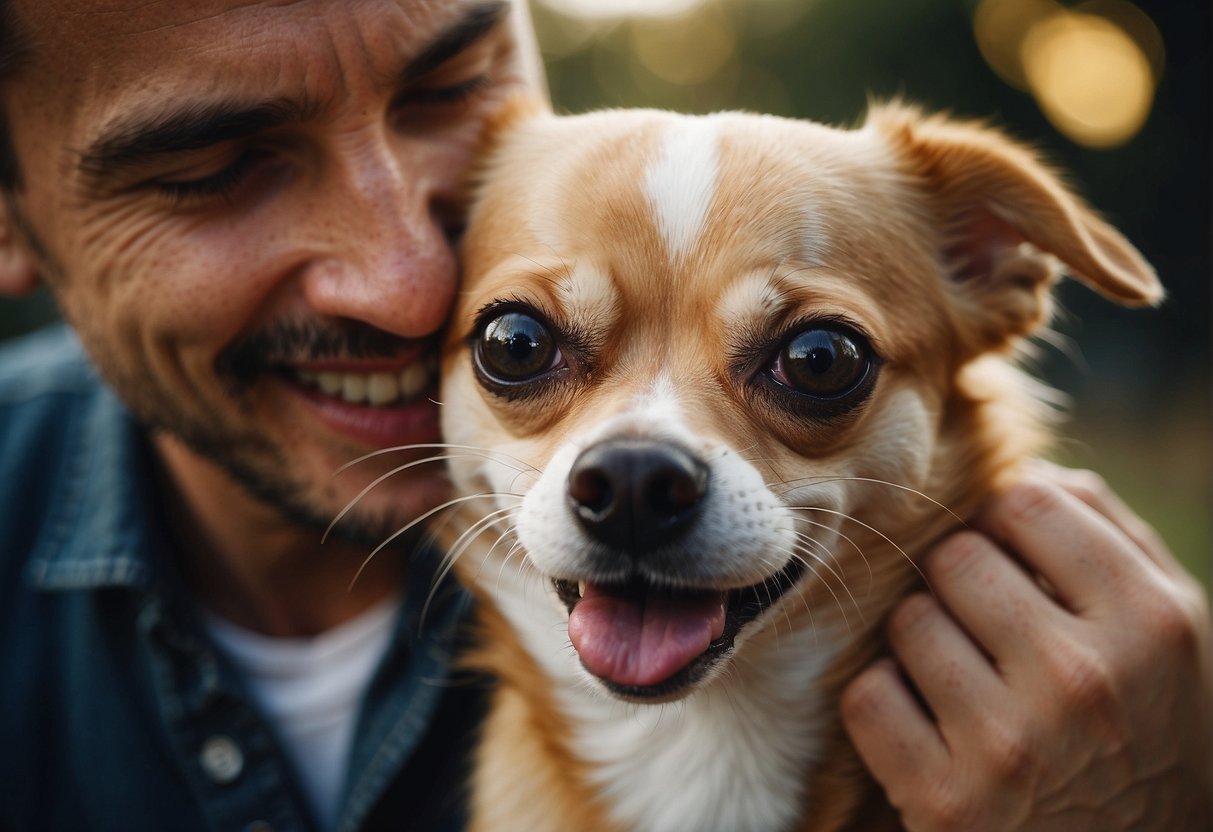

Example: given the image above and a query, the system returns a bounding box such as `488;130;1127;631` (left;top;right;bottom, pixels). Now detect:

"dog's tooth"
366;372;400;405
341;374;367;403
578;581;586;598
399;362;429;398
317;372;343;395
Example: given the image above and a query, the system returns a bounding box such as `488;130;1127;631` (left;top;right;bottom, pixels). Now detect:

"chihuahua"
436;100;1160;832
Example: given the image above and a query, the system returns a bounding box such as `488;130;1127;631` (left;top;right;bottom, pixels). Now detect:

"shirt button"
199;735;244;784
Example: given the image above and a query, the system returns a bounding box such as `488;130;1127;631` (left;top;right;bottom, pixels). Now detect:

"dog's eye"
772;327;870;398
476;311;560;383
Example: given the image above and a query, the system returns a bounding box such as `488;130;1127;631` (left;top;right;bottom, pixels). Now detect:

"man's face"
1;0;536;544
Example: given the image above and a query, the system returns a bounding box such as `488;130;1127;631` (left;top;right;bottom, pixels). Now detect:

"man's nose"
299;135;462;339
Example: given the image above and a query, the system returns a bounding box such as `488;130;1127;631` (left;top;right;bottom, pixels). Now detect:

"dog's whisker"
786;549;856;636
768;539;856;634
776;475;966;527
788;506;929;590
324;454;524;544
795;542;867;628
787;529;850;590
420;506;520;630
333;442;542;477
508;466;543;495
792;519;875;599
798;581;821;649
776;560;823;647
348;492;521;592
493;539;529;597
508;247;576;290
492;537;530;591
453;506;519;570
788;529;870;623
780;574;818;648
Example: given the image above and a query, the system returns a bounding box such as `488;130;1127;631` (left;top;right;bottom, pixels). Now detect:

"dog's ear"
870;104;1161;351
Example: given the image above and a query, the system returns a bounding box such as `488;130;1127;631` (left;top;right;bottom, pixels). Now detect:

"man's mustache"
217;320;432;389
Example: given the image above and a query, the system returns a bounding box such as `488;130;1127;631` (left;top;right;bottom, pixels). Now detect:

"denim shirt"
0;326;482;832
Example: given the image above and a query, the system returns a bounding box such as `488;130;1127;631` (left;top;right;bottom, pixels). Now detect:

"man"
0;2;1207;831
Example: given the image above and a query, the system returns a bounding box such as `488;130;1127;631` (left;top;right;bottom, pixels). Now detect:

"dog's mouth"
552;558;807;701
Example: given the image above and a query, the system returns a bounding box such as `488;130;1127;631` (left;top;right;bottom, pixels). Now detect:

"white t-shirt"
204;598;401;832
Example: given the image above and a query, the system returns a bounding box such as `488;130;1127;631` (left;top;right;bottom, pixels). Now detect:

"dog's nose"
567;439;709;553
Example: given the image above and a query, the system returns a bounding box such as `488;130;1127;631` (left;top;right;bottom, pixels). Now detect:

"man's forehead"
25;0;463;30
8;0;518;139
20;0;492;64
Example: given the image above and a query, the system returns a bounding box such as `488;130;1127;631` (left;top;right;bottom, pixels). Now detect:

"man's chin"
156;424;450;553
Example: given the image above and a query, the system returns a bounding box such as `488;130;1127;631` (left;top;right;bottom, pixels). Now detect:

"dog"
435;98;1160;832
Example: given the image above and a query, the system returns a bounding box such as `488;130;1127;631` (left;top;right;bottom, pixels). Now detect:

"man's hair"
0;0;30;190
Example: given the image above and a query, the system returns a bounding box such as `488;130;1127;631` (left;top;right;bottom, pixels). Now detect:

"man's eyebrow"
78;98;312;179
77;1;510;180
403;1;510;81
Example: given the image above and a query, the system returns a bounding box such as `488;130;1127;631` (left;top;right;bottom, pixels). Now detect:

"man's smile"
291;353;440;407
278;352;442;450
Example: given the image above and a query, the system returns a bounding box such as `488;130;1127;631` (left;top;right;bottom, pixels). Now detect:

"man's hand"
841;463;1213;831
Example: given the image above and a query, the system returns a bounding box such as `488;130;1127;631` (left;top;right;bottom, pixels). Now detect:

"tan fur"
442;101;1159;831
460;597;622;832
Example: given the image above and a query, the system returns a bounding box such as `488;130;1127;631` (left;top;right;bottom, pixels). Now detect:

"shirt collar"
26;377;163;593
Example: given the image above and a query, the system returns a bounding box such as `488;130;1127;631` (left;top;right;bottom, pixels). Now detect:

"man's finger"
975;478;1157;617
1031;461;1181;578
922;529;1072;669
883;592;1006;744
841;657;949;794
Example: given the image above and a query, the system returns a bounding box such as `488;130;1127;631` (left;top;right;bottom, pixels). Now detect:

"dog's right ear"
0;196;39;296
870;104;1161;353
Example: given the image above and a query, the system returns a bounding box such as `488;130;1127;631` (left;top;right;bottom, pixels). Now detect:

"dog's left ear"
871;104;1162;351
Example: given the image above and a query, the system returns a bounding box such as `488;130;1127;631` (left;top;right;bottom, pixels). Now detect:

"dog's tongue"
567;583;727;688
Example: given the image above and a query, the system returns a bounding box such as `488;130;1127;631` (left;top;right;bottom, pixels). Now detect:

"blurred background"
1;0;1208;583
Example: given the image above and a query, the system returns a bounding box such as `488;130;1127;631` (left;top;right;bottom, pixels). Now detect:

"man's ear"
0;195;39;296
869;103;1162;352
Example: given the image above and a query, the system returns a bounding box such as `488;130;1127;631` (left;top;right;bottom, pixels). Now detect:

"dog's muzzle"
553;437;805;701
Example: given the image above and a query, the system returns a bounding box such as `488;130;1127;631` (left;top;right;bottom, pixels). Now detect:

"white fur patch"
644;118;719;262
565;623;842;832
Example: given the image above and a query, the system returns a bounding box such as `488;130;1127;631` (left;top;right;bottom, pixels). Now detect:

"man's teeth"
295;362;433;406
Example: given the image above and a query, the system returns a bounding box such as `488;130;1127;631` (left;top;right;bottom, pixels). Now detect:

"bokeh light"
973;0;1160;148
973;0;1057;90
1021;11;1154;148
630;8;737;86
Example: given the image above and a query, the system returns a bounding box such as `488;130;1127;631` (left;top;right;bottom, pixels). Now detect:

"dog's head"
442;101;1159;703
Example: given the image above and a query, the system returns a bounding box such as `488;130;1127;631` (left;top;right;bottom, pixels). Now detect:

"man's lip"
277;375;442;450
